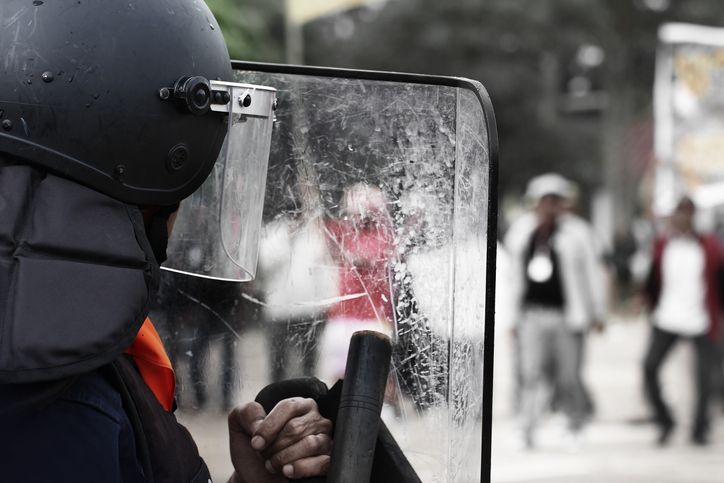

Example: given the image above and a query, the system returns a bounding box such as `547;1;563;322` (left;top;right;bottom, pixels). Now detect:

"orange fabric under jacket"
124;318;176;411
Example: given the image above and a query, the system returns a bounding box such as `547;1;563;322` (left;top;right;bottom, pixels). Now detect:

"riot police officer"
0;1;332;481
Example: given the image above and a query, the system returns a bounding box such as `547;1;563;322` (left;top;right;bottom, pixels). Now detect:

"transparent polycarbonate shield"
151;64;497;483
164;83;275;281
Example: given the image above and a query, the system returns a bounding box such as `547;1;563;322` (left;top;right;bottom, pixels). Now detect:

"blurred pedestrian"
552;181;612;420
319;183;396;384
257;212;337;382
150;272;243;412
504;173;608;448
642;196;723;446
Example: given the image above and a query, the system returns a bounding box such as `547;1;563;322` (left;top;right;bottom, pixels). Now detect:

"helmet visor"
163;82;276;281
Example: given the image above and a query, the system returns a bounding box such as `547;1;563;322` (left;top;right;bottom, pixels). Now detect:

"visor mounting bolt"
41;71;55;83
239;94;252;108
2;120;12;131
194;88;208;107
213;91;231;105
167;144;189;172
113;164;126;180
159;87;171;100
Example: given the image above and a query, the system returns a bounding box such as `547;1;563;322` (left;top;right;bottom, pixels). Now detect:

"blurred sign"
654;23;724;214
285;0;382;25
284;0;387;64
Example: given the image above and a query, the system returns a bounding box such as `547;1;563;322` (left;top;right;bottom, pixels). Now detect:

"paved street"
178;315;724;482
491;315;724;483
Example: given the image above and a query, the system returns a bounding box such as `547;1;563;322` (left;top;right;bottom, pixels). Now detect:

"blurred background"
208;0;724;294
182;0;724;481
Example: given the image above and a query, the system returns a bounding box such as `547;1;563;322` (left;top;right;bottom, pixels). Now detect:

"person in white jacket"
504;173;608;448
257;213;339;383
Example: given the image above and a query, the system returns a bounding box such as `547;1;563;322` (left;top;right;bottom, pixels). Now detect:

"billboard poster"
654;23;724;214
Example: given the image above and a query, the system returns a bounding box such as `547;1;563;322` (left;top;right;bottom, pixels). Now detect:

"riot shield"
152;63;498;483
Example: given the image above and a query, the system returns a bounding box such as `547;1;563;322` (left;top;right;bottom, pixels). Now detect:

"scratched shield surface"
152;70;494;482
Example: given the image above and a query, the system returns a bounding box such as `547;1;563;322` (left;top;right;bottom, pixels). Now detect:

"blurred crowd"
498;172;724;450
149;181;437;414
149;170;724;455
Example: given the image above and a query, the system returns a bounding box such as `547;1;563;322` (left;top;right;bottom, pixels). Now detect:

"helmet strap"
144;204;179;265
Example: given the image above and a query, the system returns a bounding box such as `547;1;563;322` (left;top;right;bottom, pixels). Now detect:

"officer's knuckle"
238;402;257;419
227;406;241;423
297;454;331;476
303;434;322;452
292;397;314;412
319;417;333;433
322;434;334;453
287;418;306;437
270;451;286;468
320;454;331;472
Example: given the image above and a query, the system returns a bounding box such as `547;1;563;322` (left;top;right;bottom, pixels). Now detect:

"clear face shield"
163;81;276;281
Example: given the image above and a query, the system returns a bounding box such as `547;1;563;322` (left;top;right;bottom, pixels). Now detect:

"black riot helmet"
0;0;276;383
0;0;269;206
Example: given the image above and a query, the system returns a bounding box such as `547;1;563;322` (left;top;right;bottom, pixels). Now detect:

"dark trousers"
187;330;237;410
519;307;588;434
643;326;713;437
267;315;324;383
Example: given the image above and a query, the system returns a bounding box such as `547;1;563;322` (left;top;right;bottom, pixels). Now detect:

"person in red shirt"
320;183;396;383
643;196;724;446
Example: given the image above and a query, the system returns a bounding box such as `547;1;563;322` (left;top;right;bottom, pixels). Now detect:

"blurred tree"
206;0;285;62
302;0;724;235
205;0;724;262
303;0;613;208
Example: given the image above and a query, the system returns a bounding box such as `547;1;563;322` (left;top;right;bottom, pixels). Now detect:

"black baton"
327;330;392;483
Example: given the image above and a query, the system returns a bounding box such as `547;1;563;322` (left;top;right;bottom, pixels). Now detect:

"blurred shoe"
524;431;535;450
563;429;583;453
656;421;675;446
626;414;656;426
691;430;709;446
549;412;568;431
513;429;535;451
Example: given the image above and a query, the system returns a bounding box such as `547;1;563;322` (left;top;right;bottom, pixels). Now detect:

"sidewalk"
178;315;724;482
491;315;724;483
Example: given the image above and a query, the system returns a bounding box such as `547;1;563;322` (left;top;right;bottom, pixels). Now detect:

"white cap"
341;182;388;218
525;173;573;202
